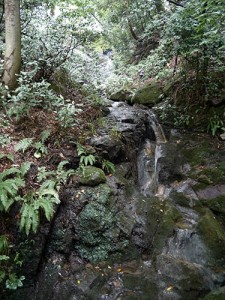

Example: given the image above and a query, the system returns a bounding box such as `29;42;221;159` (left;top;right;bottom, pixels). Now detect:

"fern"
19;186;60;235
102;160;115;174
0;168;25;212
14;138;33;153
20;162;31;177
80;154;96;166
0;236;9;254
20;202;40;236
77;143;86;156
0;153;14;162
40;130;51;143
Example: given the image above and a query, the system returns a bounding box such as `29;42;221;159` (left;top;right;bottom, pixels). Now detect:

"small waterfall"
148;111;167;143
138;111;167;196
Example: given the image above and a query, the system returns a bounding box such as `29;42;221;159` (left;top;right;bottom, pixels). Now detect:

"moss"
199;168;225;184
76;184;129;263
146;200;182;253
79;166;106;186
198;208;225;263
109;89;133;102
202;286;225;300
181;143;210;167
131;81;162;106
170;191;193;207
200;196;225;216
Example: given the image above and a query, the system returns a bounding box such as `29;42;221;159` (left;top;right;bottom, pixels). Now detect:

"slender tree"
2;0;21;90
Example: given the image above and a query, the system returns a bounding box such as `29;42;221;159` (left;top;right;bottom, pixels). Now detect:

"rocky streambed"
6;101;225;300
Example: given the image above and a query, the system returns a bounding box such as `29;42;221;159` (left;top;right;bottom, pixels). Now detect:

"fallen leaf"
166;285;173;291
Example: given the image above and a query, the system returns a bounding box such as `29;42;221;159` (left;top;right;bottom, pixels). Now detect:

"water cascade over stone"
6;101;225;300
138;111;167;196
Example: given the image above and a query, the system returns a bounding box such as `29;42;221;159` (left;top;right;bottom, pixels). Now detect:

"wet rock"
90;135;126;162
156;254;213;300
79;166;106;186
157;143;183;184
198;208;225;263
196;185;225;200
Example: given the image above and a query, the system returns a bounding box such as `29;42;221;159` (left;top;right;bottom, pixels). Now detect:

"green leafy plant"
0;134;11;148
14;138;33;153
18;183;60;235
102;160;115;174
5;274;25;290
56;100;82;129
0;236;9;255
207;114;225;136
0;153;14;162
0;236;24;290
80;154;96;166
0;167;25;212
77;143;96;167
109;127;122;140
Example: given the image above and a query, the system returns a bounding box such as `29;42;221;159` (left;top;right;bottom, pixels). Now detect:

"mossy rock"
202;286;225;300
201;196;225;216
79;166;106;186
198;208;225;263
109;89;133;102
76;184;129;262
131;81;162;106
146;199;182;253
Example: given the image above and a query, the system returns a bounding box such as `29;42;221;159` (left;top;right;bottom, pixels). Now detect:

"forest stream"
7;100;225;300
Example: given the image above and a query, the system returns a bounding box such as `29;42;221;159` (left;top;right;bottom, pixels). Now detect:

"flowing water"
9;104;225;300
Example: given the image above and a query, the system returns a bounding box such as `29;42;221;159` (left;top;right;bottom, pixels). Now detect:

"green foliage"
109;127;122;140
14;138;33;153
0;153;14;162
0;167;25;212
0;236;9;254
5;274;25;290
0;235;24;291
14;132;51;158
56;99;82;129
77;143;97;167
0;134;11;148
102;160;115;174
19;185;60;235
80;154;96;167
0;160;75;236
207;114;225;136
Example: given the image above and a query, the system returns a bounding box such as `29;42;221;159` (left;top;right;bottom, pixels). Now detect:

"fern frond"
37;167;53;182
57;160;69;172
40;130;51;143
77;143;86;156
39;180;56;190
0;153;14;162
20;203;39;235
20;162;32;176
39;189;60;204
36;198;54;221
14;138;33;153
0;177;24;211
0;193;14;212
0;167;21;180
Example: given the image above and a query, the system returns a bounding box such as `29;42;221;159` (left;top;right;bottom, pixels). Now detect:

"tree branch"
166;0;184;8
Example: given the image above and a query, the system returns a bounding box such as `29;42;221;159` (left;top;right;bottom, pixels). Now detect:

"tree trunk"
2;0;21;90
125;0;138;40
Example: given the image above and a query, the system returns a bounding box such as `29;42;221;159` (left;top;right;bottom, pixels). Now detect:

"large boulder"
109;89;133;102
131;81;162;106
